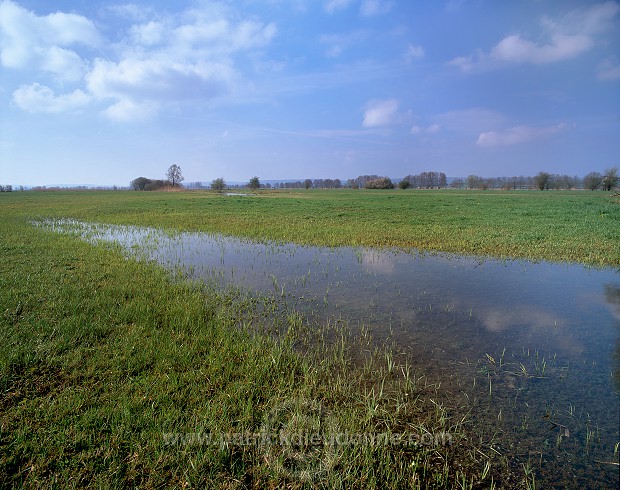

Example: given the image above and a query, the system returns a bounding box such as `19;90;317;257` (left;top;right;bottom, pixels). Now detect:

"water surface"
40;219;620;487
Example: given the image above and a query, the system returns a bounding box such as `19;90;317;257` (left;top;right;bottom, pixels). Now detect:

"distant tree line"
447;167;618;191
272;178;344;189
133;171;265;193
129;165;618;192
229;168;618;191
0;185;13;192
400;172;447;189
28;185;119;191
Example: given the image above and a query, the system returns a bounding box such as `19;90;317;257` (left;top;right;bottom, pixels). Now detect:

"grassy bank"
2;188;618;266
1;203;520;488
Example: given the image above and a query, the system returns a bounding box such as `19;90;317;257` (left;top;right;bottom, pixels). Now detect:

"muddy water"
40;220;620;487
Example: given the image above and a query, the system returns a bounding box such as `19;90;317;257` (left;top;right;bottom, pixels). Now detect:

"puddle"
38;219;620;486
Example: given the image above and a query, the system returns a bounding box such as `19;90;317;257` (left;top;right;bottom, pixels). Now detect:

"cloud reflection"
359;250;396;275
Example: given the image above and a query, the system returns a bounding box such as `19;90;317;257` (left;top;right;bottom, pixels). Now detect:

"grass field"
3;188;619;265
1;189;618;488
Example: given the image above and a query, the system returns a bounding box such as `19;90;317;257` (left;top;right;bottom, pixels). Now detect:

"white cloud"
3;1;278;120
598;57;620;80
360;0;394;16
476;123;572;147
490;33;593;65
363;98;400;127
544;1;619;36
0;0;100;78
12;83;91;113
447;55;476;72
449;2;619;71
324;0;354;14
86;10;276;120
404;44;424;62
103;4;153;22
172;19;276;53
86;55;237;120
102;99;157;122
40;46;88;81
130;21;167;46
324;0;393;16
87;58;235;102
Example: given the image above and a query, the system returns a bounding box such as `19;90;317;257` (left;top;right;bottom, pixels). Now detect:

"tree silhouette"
211;178;225;192
248;176;260;191
166;164;184;187
601;167;618;191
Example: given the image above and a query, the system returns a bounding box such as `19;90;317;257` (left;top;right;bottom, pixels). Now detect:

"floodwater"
40;219;620;487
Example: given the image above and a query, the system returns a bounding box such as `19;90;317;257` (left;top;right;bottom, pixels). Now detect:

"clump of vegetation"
364;177;394;189
211;177;226;192
131;164;184;191
582;167;618;191
248;176;261;191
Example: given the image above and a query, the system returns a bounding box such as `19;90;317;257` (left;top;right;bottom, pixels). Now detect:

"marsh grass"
3;188;619;266
1;189;618;487
0;211;530;488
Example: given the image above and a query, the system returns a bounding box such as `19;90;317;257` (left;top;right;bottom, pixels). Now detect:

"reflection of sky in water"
42;219;619;366
40;220;620;486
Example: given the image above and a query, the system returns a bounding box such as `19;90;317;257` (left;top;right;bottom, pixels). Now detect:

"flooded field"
40;219;620;487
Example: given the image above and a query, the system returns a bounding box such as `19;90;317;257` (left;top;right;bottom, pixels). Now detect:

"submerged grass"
1;208;523;488
2;188;619;266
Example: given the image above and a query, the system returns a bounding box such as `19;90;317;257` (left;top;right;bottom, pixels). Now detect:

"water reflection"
38;219;620;486
38;218;619;367
605;285;620;392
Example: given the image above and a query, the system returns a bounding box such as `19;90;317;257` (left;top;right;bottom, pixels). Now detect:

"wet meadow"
1;189;619;488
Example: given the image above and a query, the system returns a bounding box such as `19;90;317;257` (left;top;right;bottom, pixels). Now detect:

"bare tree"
450;178;464;189
166;164;184;187
583;171;603;191
439;172;447;188
535;172;551;190
601;167;618;191
466;175;485;189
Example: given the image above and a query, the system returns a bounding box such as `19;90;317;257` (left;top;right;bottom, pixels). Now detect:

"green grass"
3;188;618;266
1;188;618;487
1;194;521;489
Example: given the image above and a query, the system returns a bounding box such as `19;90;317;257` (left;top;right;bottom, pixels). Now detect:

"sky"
0;0;619;186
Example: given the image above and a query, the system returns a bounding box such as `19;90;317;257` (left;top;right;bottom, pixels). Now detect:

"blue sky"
0;0;618;186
